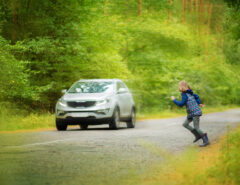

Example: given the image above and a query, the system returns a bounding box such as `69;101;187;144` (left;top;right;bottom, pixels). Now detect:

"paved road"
1;109;240;185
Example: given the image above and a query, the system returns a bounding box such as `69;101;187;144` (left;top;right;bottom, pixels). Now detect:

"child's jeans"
182;116;204;136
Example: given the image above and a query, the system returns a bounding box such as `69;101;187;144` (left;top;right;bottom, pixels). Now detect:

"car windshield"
68;81;113;93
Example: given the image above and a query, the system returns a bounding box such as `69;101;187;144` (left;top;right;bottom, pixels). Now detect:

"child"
171;81;209;147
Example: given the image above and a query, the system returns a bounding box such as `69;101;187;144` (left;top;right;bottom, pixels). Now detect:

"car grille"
67;101;96;108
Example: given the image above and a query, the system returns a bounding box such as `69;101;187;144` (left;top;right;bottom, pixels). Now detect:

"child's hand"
171;96;175;101
199;104;205;107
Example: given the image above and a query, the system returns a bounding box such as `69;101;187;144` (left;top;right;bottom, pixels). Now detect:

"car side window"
117;82;122;91
121;82;128;90
117;82;128;92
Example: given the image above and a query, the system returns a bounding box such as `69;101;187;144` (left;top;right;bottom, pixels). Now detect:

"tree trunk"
185;0;188;13
182;0;185;23
190;0;193;12
26;0;31;11
168;0;172;22
198;0;204;35
104;0;108;16
138;0;142;16
199;0;204;24
12;0;19;43
207;3;213;35
195;0;198;12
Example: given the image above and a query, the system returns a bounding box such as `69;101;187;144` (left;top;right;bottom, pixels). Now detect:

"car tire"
127;108;136;128
109;108;120;130
56;118;67;131
80;124;88;130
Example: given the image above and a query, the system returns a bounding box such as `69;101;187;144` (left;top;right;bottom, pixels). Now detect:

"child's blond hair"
178;80;191;92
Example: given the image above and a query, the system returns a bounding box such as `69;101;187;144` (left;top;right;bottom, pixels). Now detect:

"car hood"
62;93;112;101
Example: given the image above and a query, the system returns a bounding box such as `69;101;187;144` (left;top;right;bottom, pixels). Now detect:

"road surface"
1;109;240;185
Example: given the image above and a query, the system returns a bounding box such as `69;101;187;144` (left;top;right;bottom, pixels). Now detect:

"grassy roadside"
0;105;239;132
137;105;239;120
0;113;55;132
120;126;240;185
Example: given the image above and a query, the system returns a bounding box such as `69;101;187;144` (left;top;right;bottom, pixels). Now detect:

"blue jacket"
173;89;201;107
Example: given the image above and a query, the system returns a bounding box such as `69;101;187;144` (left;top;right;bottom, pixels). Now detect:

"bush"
0;37;33;103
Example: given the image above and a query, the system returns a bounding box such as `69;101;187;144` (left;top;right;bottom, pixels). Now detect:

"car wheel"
56;118;67;131
80;124;88;130
127;108;136;128
109;108;120;129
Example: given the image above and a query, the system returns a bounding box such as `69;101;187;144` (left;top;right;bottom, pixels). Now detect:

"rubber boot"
191;129;202;143
199;133;210;147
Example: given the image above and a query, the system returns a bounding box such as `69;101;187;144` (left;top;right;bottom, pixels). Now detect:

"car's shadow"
66;125;129;131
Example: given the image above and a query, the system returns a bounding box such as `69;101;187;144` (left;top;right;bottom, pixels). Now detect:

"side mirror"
61;89;67;94
117;88;127;94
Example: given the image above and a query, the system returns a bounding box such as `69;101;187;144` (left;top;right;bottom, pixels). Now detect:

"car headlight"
96;98;110;106
96;108;110;114
59;99;67;107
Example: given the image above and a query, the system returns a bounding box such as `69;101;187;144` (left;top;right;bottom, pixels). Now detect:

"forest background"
0;0;240;130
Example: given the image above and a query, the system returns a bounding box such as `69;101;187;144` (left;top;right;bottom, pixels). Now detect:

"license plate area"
72;113;89;117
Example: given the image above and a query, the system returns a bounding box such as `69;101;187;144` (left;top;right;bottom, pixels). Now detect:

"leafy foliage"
0;0;239;113
0;36;33;103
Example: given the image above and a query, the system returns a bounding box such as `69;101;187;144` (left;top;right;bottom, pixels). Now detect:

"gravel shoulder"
1;109;240;185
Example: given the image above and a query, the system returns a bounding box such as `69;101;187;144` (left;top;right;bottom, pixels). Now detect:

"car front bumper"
56;117;112;125
55;103;114;124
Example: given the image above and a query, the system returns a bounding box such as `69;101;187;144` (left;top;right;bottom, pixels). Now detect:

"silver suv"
55;79;136;130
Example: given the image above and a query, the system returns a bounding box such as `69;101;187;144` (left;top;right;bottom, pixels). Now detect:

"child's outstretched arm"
171;93;188;107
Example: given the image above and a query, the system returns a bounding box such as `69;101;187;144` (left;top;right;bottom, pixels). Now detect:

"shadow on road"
61;126;129;132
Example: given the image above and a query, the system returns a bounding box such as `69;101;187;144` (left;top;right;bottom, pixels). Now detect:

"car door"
121;82;133;116
116;81;132;117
